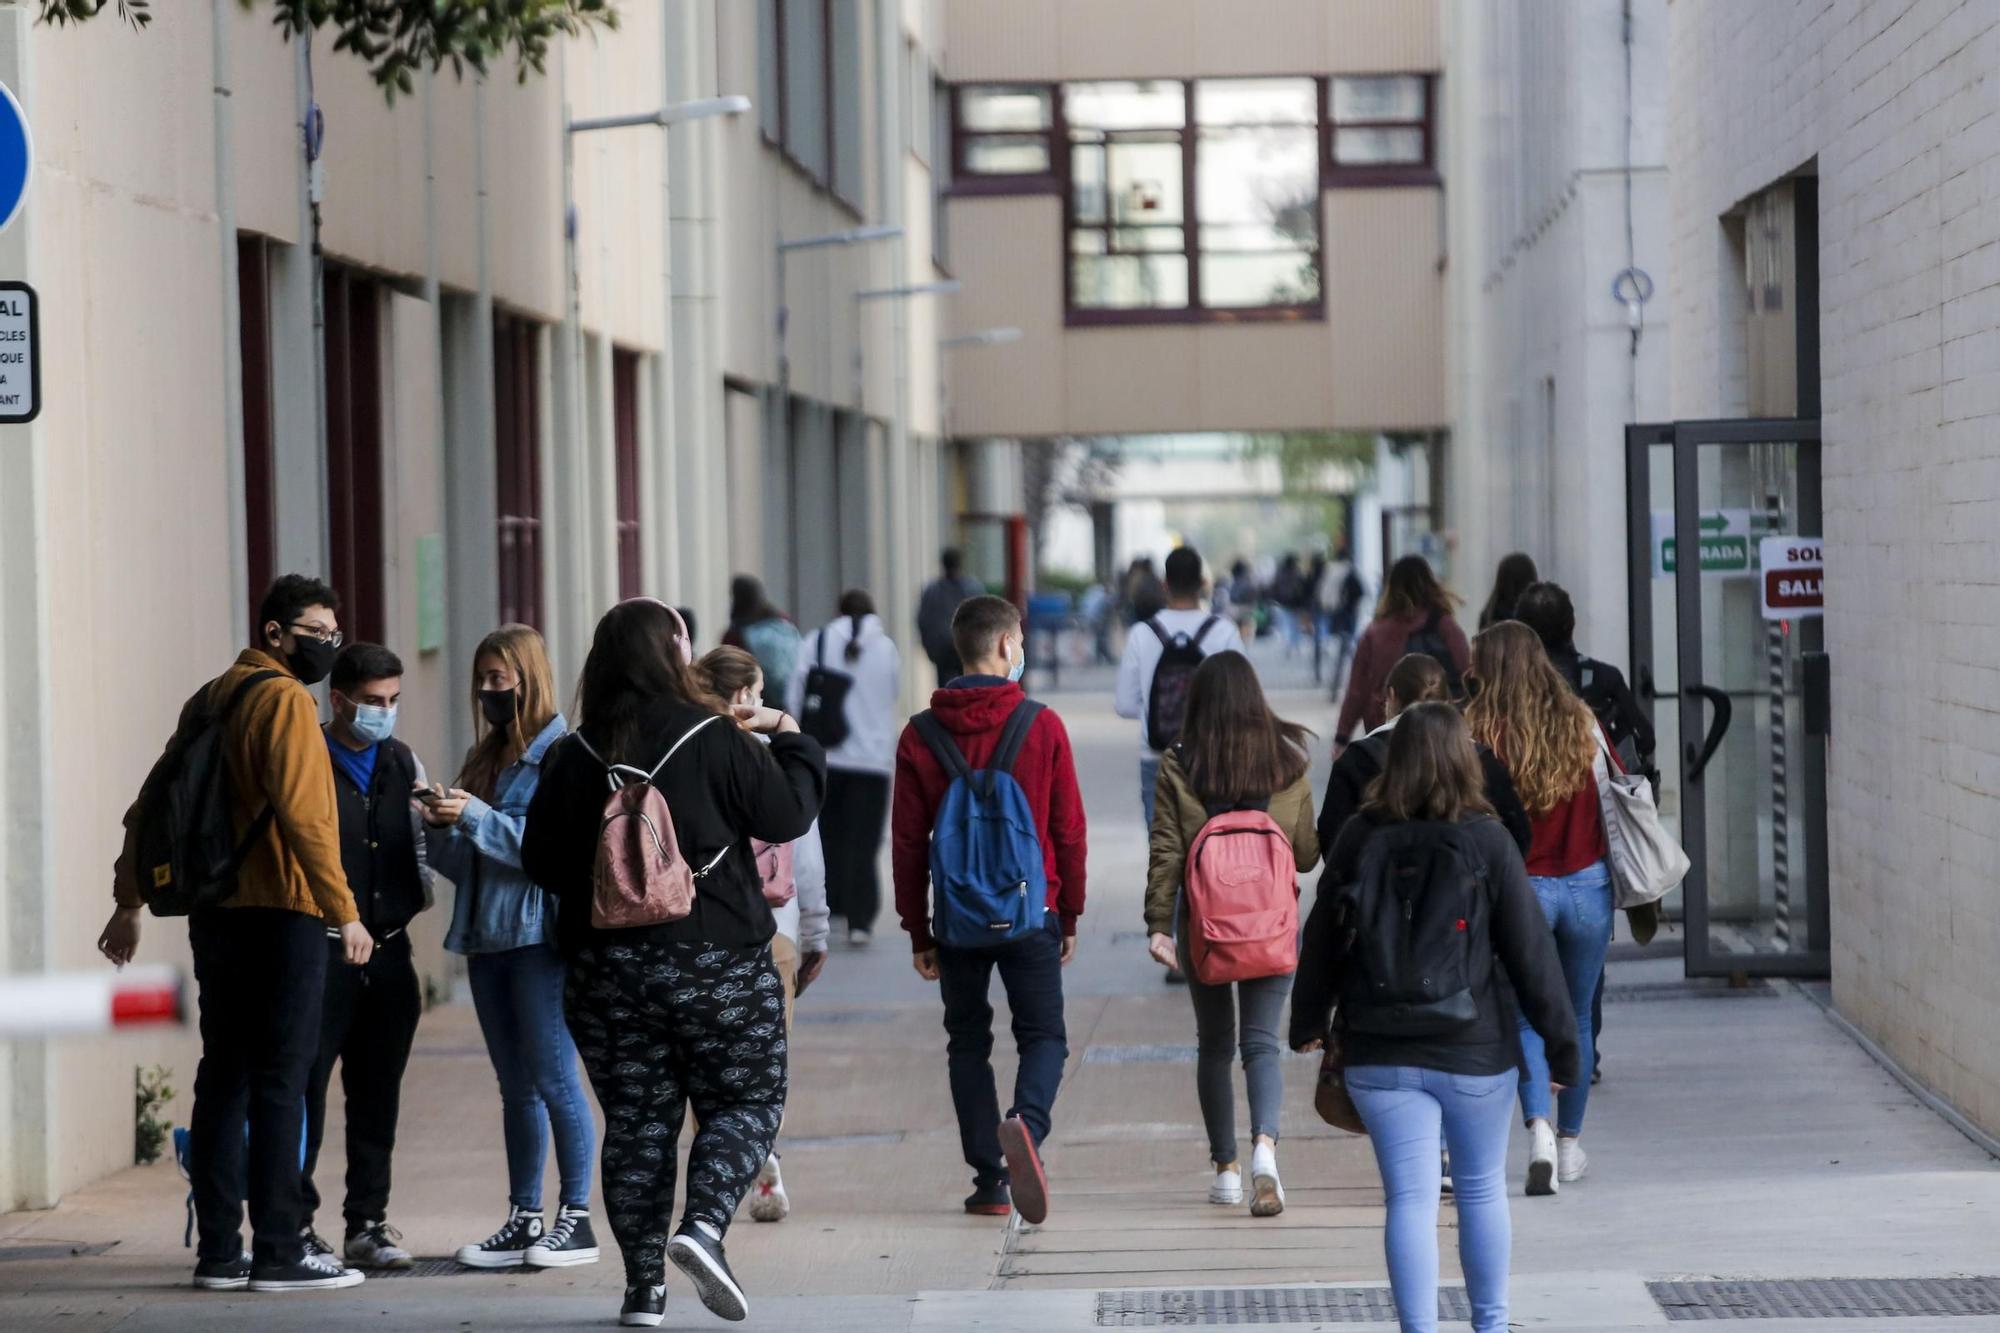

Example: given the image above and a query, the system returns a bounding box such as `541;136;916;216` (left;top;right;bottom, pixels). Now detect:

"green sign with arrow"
1652;510;1754;577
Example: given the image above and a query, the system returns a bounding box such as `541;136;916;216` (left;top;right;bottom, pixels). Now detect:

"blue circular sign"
0;81;31;236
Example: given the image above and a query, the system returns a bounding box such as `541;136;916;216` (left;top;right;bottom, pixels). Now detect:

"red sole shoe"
997;1118;1048;1224
964;1202;1012;1217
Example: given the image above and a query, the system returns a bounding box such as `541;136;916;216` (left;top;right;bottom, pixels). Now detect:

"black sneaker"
667;1223;748;1323
620;1283;668;1328
300;1227;336;1260
247;1251;365;1292
963;1180;1012;1217
454;1206;543;1268
525;1205;600;1268
192;1251;252;1291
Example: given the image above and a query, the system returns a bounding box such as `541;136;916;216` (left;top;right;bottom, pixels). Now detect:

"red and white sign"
0;965;183;1037
1760;536;1823;619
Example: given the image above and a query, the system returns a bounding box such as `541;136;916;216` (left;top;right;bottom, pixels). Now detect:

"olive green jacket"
1144;750;1320;938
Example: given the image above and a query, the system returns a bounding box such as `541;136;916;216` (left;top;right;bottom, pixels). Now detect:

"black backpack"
1335;821;1489;1037
131;670;281;917
1402;610;1465;697
797;630;855;750
1144;615;1219;753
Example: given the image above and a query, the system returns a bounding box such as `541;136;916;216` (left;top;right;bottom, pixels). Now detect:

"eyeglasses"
290;622;344;648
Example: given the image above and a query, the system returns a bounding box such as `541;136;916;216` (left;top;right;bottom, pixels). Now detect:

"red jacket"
1336;610;1472;741
892;681;1088;952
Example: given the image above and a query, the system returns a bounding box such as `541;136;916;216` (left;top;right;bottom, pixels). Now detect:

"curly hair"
1464;620;1598;815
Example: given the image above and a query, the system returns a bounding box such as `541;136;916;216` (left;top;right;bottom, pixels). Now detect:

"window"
932;69;952;268
763;0;864;211
1326;75;1435;184
323;266;386;645
952;84;1057;192
238;235;275;632
828;0;863;208
757;0;782;142
612;349;643;600
493;313;544;628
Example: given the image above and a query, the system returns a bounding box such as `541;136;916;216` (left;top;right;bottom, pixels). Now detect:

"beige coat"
1144;749;1319;938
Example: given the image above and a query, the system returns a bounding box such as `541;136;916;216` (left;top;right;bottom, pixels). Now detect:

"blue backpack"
914;701;1049;949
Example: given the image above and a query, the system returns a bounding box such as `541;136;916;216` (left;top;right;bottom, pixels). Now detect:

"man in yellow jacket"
99;575;371;1294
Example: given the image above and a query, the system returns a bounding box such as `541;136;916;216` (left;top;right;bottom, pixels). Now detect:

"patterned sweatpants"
564;939;788;1285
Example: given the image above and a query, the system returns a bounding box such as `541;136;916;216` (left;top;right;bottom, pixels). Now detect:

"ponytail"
845;614;864;663
836;588;875;665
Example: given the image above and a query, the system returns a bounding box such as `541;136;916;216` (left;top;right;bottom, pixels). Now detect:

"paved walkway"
6;648;2000;1330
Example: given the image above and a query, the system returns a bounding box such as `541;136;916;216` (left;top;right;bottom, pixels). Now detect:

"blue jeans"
1515;860;1613;1136
467;944;596;1211
936;917;1068;1186
1139;754;1162;828
1346;1065;1516;1333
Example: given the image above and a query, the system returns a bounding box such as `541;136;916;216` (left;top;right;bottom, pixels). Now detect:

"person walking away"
1115;546;1246;829
788;590;901;944
1291;703;1579;1333
100;574;369;1293
1464;621;1617;1195
426;625;600;1270
1143;653;1318;1216
1125;558;1166;626
299;644;432;1271
699;645;833;1224
1335;555;1470;748
522;599;824;1327
892;595;1087;1224
1268;553;1309;655
1317;540;1366;698
917;549;985;683
1477;553;1540;631
724;576;803;707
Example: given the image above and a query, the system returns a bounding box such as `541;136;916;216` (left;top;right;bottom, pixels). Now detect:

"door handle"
1684;683;1732;783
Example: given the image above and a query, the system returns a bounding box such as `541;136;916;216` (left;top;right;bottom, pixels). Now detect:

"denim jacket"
434;714;567;955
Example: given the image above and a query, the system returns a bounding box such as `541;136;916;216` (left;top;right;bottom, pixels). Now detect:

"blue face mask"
1006;637;1026;683
350;701;397;744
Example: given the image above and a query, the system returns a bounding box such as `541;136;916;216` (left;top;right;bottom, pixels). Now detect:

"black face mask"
286;635;338;687
480;688;520;730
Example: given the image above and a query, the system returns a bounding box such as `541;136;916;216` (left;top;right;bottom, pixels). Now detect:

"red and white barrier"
0;966;184;1037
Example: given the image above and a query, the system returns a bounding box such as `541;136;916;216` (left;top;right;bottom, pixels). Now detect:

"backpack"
1182;797;1299;985
130;669;283;917
1402;611;1465;697
574;716;728;929
751;838;797;906
797;630;855;750
1335;821;1489;1037
741;618;803;702
1577;657;1644;773
1144;615;1220;753
913;700;1049;949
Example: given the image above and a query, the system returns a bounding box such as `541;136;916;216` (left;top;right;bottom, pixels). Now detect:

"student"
522;600;824;1328
1115;546;1247;828
788;589;901;944
101;574;368;1293
299;644;432;1271
426;625;599;1270
699;645;833;1224
1477;552;1540;631
723;575;802;707
1464;621;1615;1195
1291;703;1578;1333
916;549;985;683
1317;538;1366;697
892;595;1087;1224
1335;555;1471;747
1143;652;1318;1216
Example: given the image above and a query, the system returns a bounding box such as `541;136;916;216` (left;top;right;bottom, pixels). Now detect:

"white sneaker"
1526;1121;1559;1196
1208;1163;1243;1206
848;927;872;947
749;1155;791;1222
1249;1142;1285;1217
345;1221;414;1271
1557;1136;1589;1183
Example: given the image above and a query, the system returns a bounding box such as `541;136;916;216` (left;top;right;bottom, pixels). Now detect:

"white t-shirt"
1114;608;1247;752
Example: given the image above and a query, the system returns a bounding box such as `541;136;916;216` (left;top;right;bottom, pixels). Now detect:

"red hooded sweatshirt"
891;680;1088;952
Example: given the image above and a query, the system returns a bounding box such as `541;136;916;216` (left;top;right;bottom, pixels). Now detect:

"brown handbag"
1312;1031;1368;1136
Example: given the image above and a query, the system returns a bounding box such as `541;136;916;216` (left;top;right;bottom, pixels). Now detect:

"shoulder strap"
217;668;284;719
817;629;828;669
990;700;1046;779
1195;614;1221;645
912;710;972;784
1422;608;1443;634
1144;616;1169;646
647;714;724;781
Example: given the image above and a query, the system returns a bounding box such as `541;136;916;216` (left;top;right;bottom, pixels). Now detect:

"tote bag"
1591;729;1689;910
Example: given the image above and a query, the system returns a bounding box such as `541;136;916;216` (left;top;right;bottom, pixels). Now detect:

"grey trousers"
1179;936;1291;1166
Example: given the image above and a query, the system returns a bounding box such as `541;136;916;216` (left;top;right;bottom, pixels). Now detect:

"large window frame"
1323;73;1438;187
493;311;545;629
323;266;386;645
760;0;866;214
612;348;643;601
950;83;1061;197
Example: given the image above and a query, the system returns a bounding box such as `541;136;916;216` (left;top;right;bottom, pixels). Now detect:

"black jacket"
330;735;430;938
1290;813;1580;1085
1319;728;1531;858
1547;643;1655;766
521;699;826;958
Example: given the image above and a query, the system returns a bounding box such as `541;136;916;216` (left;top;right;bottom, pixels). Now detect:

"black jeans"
936;917;1068;1187
821;769;892;931
188;907;328;1266
301;931;422;1231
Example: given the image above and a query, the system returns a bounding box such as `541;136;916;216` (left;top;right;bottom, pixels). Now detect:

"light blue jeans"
1346;1065;1516;1333
1139;753;1162;828
467;944;596;1211
1514;860;1613;1136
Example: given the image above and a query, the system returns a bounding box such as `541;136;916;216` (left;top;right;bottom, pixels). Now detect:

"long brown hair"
1363;702;1495;823
1178;651;1313;804
1376;554;1460;621
577;599;728;764
1382;652;1449;716
457;624;560;800
1463;620;1597;815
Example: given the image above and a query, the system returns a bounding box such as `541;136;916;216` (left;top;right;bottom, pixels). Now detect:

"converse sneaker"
667;1221;748;1323
525;1205;600;1268
997;1116;1049;1225
621;1283;668;1328
1557;1136;1589;1183
454;1206;543;1268
1249;1141;1286;1218
963;1180;1011;1217
300;1227;336;1260
247;1250;365;1292
345;1220;414;1271
1208;1163;1244;1206
748;1155;791;1223
1526;1120;1559;1196
192;1251;252;1291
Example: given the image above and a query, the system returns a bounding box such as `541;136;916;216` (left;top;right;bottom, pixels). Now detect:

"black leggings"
821;769;892;931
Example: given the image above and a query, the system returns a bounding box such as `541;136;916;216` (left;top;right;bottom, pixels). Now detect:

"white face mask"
1006;635;1026;683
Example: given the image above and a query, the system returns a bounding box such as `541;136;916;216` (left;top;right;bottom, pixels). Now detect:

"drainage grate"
1649;1277;2000;1320
1095;1287;1469;1326
370;1258;546;1279
1084;1044;1198;1065
1604;978;1776;1002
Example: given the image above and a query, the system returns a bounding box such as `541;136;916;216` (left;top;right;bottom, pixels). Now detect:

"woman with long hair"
788;589;901;943
1464;620;1614;1196
522;600;823;1328
723;575;802;706
426;625;599;1271
1292;703;1577;1333
1477;552;1540;630
1334;555;1471;746
1143;652;1319;1216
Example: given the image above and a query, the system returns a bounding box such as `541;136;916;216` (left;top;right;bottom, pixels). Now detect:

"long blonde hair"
1464;621;1597;815
457;624;560;800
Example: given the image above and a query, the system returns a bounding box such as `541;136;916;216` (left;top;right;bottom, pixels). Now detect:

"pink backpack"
751;839;796;906
575;716;728;929
1183;808;1299;984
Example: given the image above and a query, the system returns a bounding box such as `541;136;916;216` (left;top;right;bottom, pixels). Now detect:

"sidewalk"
6;657;1999;1330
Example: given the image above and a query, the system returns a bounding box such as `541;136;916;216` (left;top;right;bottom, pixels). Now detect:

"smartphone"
415;786;445;808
